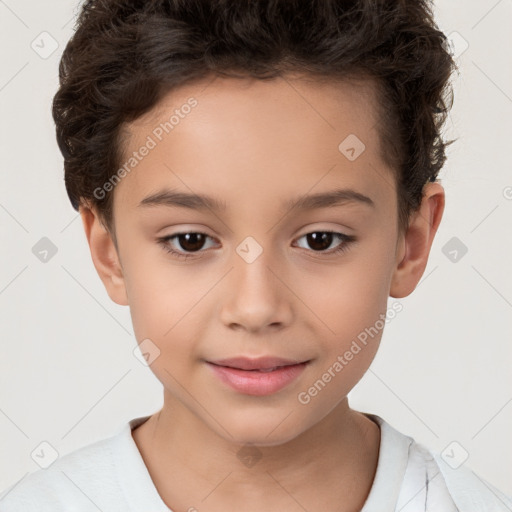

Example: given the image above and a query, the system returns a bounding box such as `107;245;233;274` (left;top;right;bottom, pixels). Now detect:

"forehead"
114;74;394;216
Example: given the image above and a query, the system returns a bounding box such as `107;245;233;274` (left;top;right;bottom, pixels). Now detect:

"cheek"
296;270;387;408
121;245;188;341
294;239;395;392
301;249;394;338
122;247;213;371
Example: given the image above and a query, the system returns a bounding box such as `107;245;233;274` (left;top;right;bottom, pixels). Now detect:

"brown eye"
158;232;217;260
174;233;208;252
304;232;336;251
295;231;354;254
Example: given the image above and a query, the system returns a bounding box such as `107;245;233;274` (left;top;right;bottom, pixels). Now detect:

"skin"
79;74;444;511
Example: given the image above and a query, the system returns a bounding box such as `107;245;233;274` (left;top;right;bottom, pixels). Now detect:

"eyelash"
157;230;356;261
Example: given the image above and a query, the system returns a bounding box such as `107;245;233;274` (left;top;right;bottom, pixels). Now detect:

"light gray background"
1;0;511;498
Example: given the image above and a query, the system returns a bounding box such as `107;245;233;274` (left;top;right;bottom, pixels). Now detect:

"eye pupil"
178;233;206;252
307;232;333;251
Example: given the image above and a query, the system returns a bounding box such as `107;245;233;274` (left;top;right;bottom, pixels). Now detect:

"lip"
209;356;308;371
206;356;311;396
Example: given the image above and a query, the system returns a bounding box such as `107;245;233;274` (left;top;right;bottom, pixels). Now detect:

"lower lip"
207;362;309;396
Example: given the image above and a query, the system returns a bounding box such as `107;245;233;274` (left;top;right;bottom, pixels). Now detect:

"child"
1;0;510;510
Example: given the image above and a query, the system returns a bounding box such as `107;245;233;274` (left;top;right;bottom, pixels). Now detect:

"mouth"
207;356;311;371
205;357;312;396
209;363;302;372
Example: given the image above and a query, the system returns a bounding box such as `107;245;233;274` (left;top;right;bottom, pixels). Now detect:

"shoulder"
0;433;122;511
407;438;512;511
365;413;512;512
431;450;512;512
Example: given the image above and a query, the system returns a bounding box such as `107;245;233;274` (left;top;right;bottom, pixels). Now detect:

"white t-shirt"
0;413;510;511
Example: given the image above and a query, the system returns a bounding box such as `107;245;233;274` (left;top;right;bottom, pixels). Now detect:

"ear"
390;182;445;298
79;204;129;306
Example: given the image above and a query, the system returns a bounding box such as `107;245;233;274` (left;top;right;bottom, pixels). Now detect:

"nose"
219;247;294;334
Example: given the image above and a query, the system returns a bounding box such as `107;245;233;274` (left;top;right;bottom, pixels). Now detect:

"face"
99;75;409;446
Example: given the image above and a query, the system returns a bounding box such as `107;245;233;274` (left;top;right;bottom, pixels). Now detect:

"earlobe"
390;182;445;298
79;204;129;306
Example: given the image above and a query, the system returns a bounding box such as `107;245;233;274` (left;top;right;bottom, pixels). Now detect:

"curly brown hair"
52;0;457;239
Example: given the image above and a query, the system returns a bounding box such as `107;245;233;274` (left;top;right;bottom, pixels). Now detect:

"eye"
294;231;355;256
157;232;217;260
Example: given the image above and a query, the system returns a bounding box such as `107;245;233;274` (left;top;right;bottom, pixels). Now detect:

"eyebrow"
138;187;375;212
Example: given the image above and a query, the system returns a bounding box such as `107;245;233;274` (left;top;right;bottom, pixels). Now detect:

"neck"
132;394;380;512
